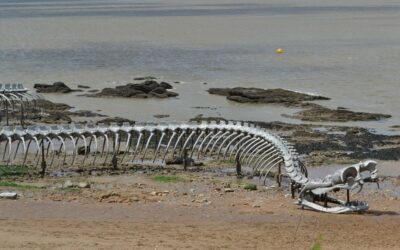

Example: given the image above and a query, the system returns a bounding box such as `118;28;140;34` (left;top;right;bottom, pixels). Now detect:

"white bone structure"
0;83;43;124
0;120;378;213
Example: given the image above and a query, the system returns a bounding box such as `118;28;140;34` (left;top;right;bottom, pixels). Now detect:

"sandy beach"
0;170;399;250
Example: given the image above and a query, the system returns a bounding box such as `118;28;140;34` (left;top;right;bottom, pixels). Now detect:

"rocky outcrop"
207;87;329;106
286;104;392;122
87;80;178;98
34;82;80;93
208;87;391;122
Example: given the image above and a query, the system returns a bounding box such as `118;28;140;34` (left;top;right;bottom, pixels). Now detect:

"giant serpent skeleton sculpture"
0;121;378;213
0;83;43;125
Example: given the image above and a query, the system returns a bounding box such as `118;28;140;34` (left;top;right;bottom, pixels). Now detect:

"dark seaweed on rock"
287;104;392;122
207;87;391;123
207;87;329;105
198;118;400;164
97;117;135;125
87;80;178;98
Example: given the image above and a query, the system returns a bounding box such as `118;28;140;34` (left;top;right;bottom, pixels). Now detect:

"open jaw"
0;120;378;214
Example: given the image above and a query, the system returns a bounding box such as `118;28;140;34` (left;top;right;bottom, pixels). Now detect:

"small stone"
252;204;261;208
224;188;234;193
0;192;18;199
78;182;90;188
63;180;74;188
150;191;157;196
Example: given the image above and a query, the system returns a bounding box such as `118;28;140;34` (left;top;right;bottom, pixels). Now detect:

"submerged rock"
133;76;157;81
208;87;329;106
34;82;80;93
208;87;390;123
77;85;90;89
154;114;170;119
286;104;391;122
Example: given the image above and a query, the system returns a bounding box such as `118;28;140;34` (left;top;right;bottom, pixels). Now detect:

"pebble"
224;188;234;193
78;182;90;188
63;180;74;188
0;192;18;199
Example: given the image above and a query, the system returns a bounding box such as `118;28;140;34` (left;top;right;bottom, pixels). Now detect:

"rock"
77;146;90;155
77;85;91;89
166;156;183;165
207;87;329;106
97;117;135;125
166;91;179;97
224;188;234;193
39;111;72;124
63;180;74;188
160;82;173;89
154;114;170;119
286;103;391;122
189;116;227;123
87;89;99;93
34;82;80;93
78;182;90;188
134;76;157;81
35;99;71;111
70;110;106;118
0;192;18;199
151;87;167;94
86;80;178;99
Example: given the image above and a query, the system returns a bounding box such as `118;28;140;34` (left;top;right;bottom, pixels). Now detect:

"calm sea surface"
1;0;400;133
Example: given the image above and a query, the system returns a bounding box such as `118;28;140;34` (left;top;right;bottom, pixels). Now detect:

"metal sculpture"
0;83;43;125
0;120;378;213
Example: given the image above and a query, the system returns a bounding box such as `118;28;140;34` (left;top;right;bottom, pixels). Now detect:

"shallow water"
1;0;400;133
